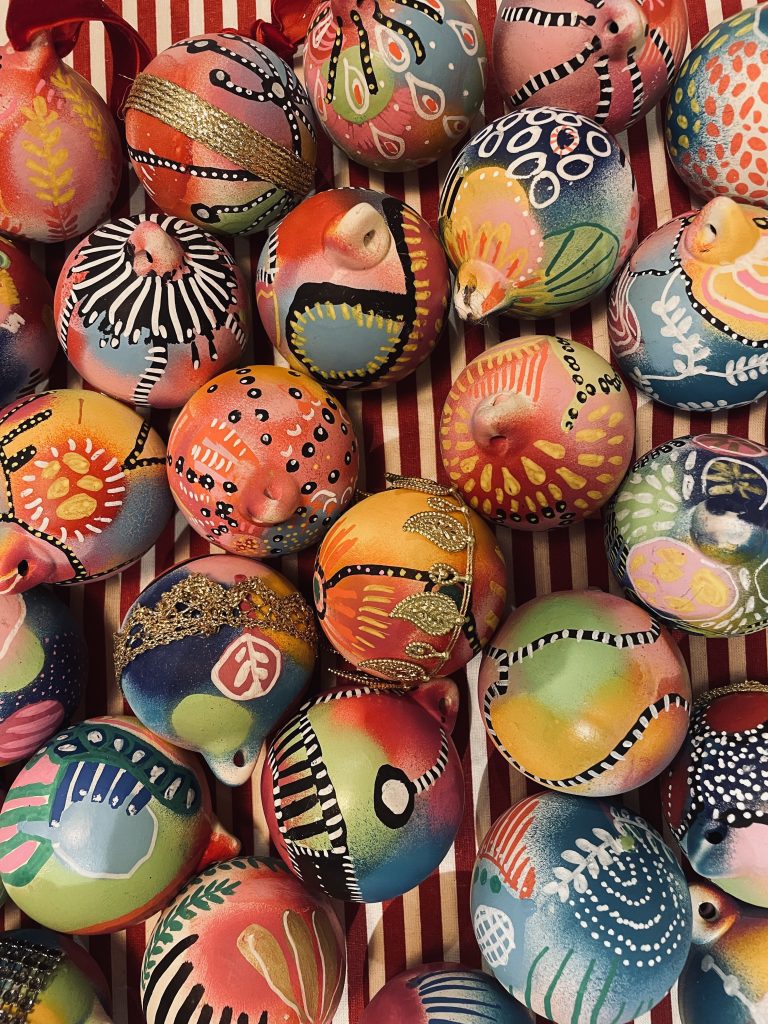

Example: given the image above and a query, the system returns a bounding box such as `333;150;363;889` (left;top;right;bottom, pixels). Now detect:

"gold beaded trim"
695;680;768;708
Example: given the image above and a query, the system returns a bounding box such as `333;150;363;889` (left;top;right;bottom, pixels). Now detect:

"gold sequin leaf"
391;593;464;636
403;511;470;552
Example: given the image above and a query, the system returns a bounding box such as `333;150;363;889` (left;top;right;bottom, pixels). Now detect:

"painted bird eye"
698;902;719;921
374;764;415;829
754;218;768;229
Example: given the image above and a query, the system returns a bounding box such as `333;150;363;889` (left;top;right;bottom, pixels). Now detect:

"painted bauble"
493;0;688;135
471;793;692;1024
125;33;317;235
479;590;691;796
303;0;486;173
256;188;450;390
0;715;239;934
55;215;248;409
665;683;768;908
609;199;768;411
666;6;768;205
117;554;317;786
605;434;768;636
0;390;172;593
313;478;507;683
261;680;465;903
167;366;359;558
440;336;635;531
141;856;345;1024
438;108;638;321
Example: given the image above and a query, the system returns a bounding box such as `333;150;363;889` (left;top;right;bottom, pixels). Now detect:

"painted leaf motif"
391;592;461;635
448;18;479;54
238;923;301;1017
542;225;619;306
284;910;320;1019
405;73;445;120
375;23;411;71
313;909;344;1019
343;58;370;116
210;632;282;701
403;511;468;552
370;124;406;161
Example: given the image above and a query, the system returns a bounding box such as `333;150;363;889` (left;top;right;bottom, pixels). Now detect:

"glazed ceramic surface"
55;215;248;409
313;478;507;683
440;336;635;530
605;434;768;636
666;5;768;205
479;590;691;796
256;188;450;390
493;0;687;135
167;365;359;558
609;198;768;410
438;108;638;320
471;793;692;1024
303;0;486;172
0;715;239;934
0;390;172;593
125;33;317;234
665;683;768;909
118;554;316;786
262;680;465;903
141;856;345;1024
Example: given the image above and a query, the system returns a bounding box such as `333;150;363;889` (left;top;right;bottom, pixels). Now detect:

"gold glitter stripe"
125;73;315;197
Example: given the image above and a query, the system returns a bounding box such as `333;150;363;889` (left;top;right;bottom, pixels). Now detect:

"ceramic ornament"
0;715;240;934
167;365;359;558
124;32;317;235
313;476;507;684
665;682;768;909
255;188;450;390
493;0;688;135
440;336;635;530
666;5;768;205
0;390;173;593
609;198;768;411
302;0;486;172
141;856;346;1024
605;434;768;637
438;108;638;321
471;793;692;1024
55;215;248;409
262;680;465;903
117;554;317;787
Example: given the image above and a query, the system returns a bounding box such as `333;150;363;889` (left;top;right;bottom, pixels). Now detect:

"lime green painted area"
33;959;100;1023
171;694;251;755
326;52;394;123
2;630;45;694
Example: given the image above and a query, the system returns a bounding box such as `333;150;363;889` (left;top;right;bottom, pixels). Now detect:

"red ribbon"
252;0;312;62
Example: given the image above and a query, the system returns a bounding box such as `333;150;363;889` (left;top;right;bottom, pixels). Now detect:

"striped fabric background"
1;0;766;1021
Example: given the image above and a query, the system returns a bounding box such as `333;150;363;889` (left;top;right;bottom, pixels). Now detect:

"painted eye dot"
374;764;415;829
289;388;303;399
754;218;768;229
228;410;241;423
607;20;619;32
381;778;410;815
698;902;718;921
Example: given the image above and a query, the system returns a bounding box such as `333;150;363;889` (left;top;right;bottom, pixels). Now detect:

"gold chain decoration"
695;680;768;708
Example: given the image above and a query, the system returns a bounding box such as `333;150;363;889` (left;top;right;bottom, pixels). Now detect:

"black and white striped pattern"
500;6;592;27
256;229;279;284
626;47;644;122
509;36;602;105
649;26;677;82
593;56;613;122
412;730;450;794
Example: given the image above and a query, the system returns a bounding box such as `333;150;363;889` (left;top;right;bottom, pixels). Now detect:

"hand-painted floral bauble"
0;390;172;593
605;434;768;636
438;108;638;320
117;554;317;786
666;5;768;205
262;680;465;903
665;683;768;908
125;33;317;235
256;188;450;390
493;0;688;135
609;198;768;411
479;590;691;797
55;215;248;409
313;477;507;683
440;336;635;530
471;793;692;1024
141;857;346;1024
0;715;239;934
303;0;486;172
167;366;359;558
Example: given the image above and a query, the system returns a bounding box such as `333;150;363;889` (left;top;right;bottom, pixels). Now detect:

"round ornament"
605;434;768;637
125;33;317;235
302;0;486;172
55;215;248;409
493;0;688;135
141;856;346;1024
262;679;465;903
256;188;450;390
0;715;239;934
0;389;172;593
666;5;768;205
313;477;507;683
117;554;317;786
471;793;692;1024
665;682;768;908
479;590;691;796
438;108;638;321
440;336;635;530
609;198;768;411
